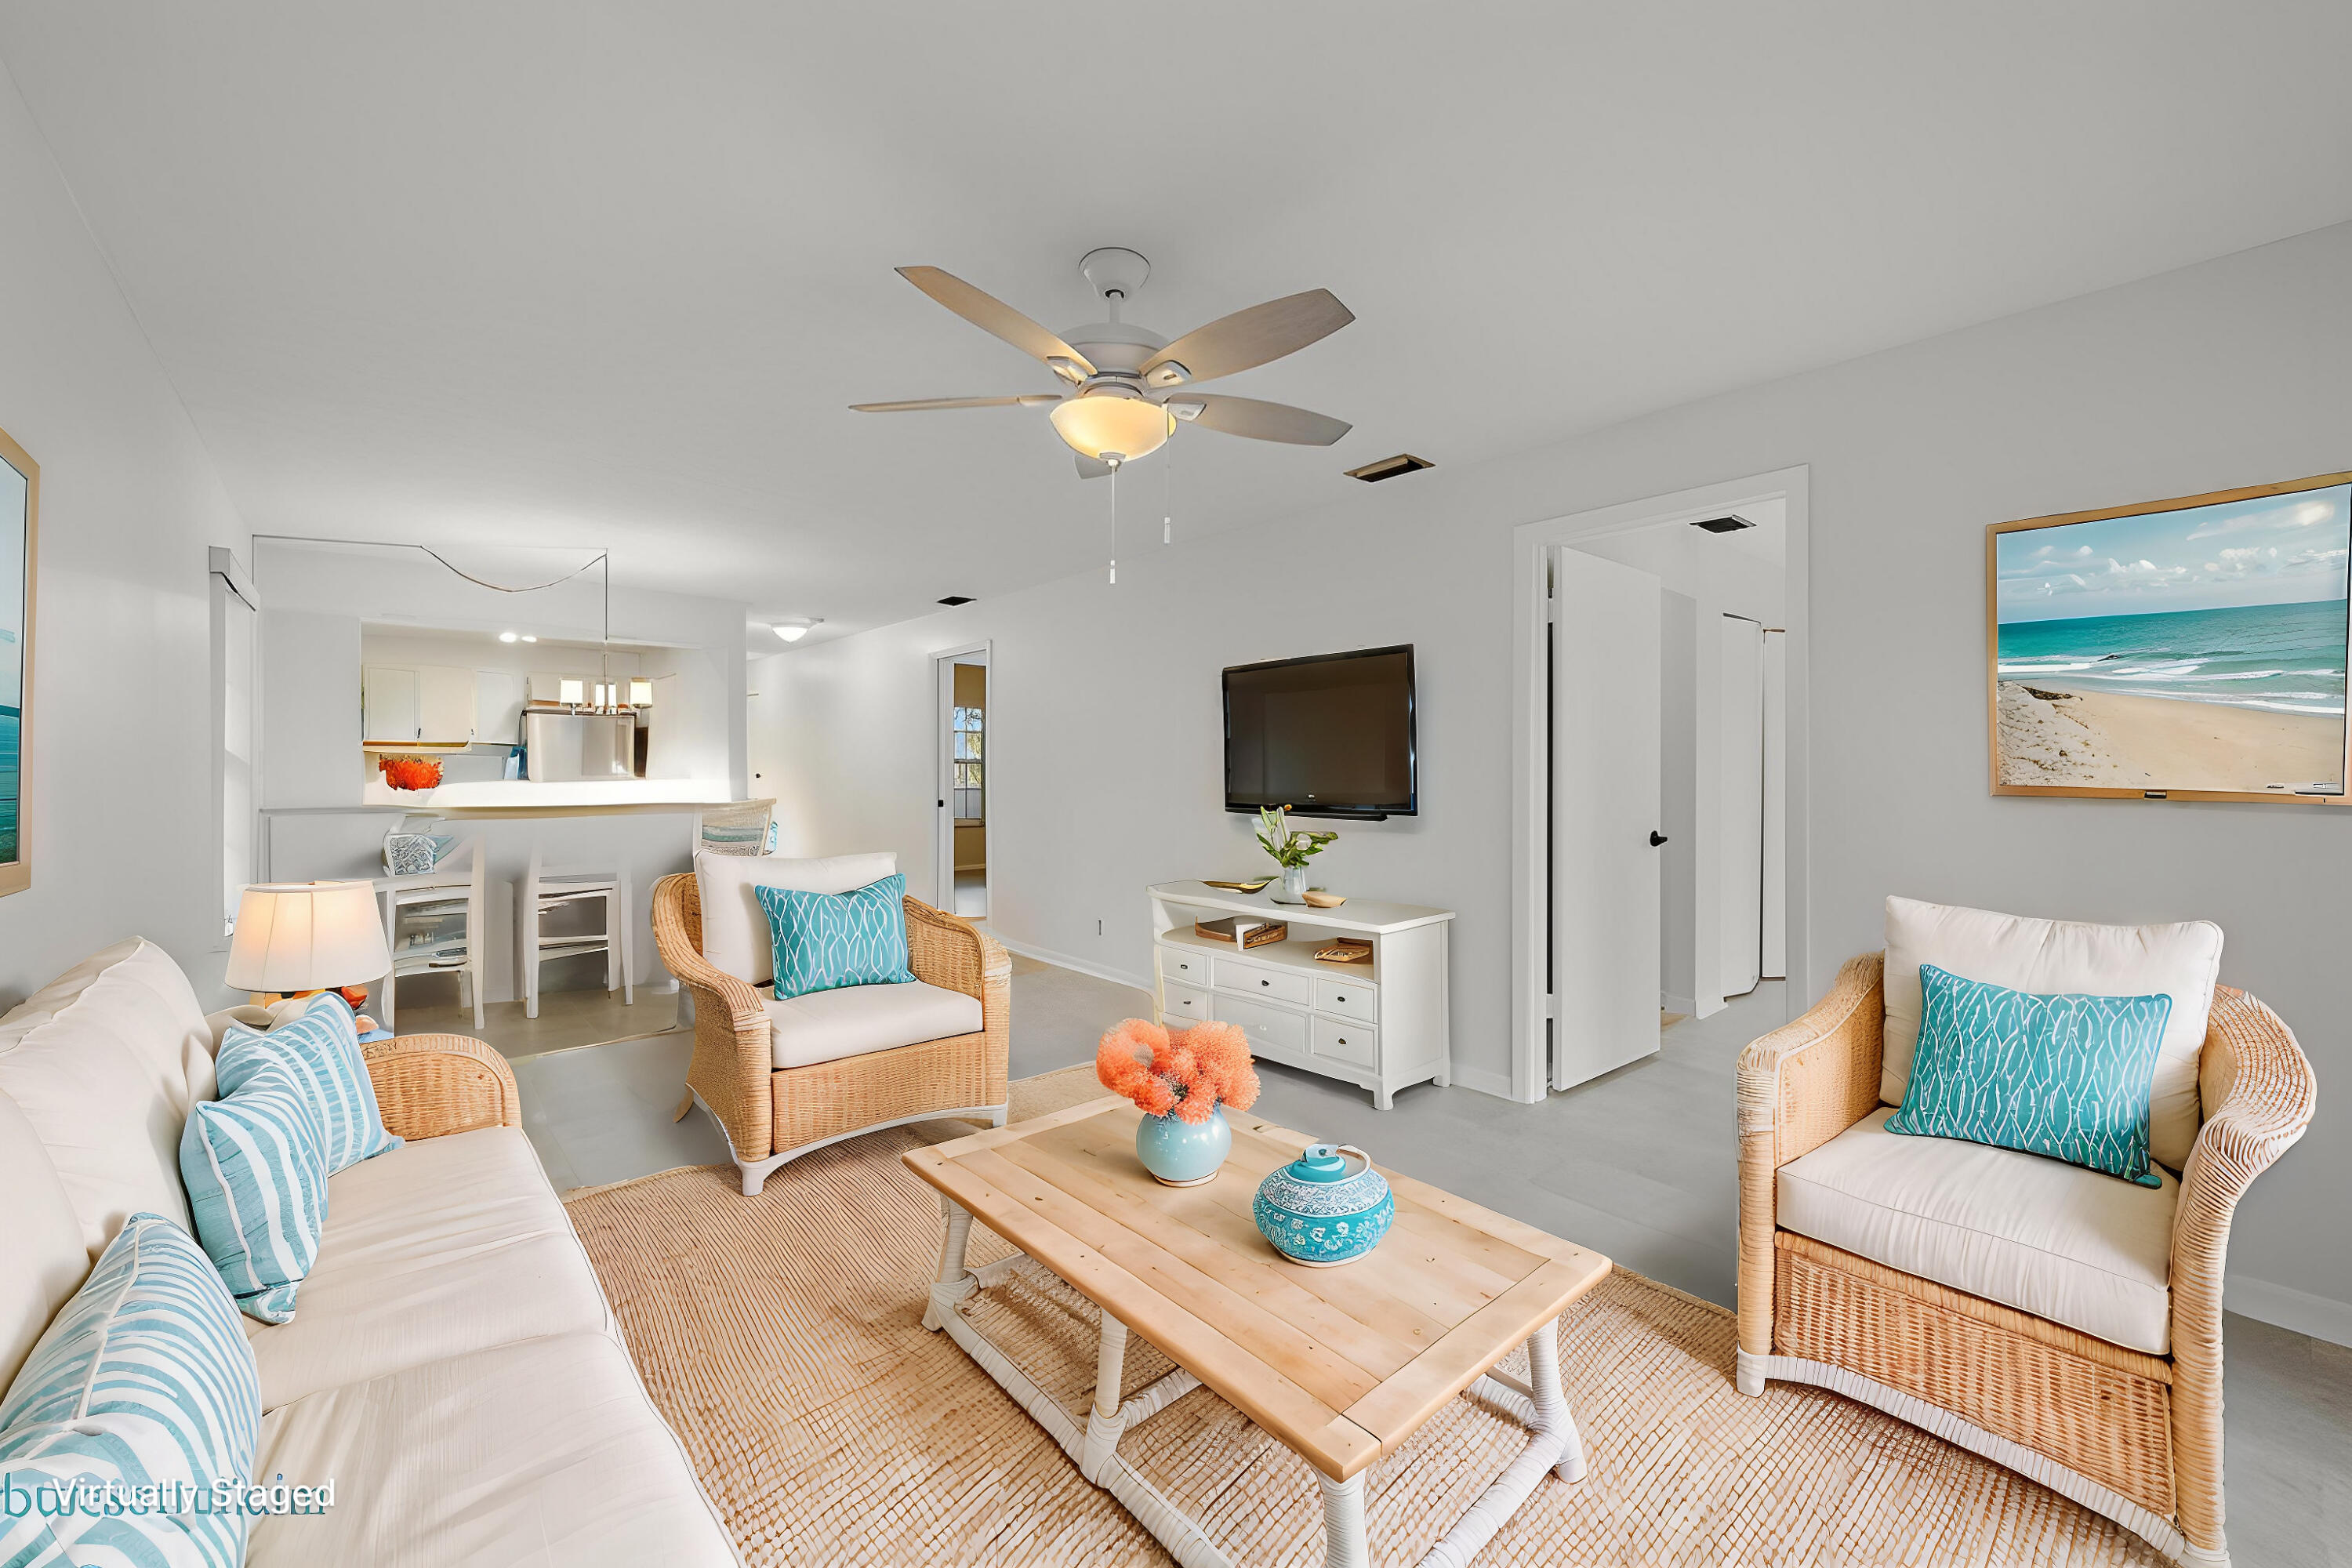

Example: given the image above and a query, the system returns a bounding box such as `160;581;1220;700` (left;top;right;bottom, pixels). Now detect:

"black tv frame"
1222;644;1417;822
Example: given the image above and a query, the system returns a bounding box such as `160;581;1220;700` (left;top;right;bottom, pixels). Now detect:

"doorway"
933;644;989;918
1511;470;1809;1102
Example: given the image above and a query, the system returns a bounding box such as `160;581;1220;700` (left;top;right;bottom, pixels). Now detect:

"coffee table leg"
1317;1472;1367;1568
923;1195;977;1332
1527;1317;1586;1484
1080;1314;1130;1483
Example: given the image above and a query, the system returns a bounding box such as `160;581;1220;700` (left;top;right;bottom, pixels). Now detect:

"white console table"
1147;880;1455;1110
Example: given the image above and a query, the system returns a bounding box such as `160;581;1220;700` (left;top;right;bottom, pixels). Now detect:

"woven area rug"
564;1066;2164;1566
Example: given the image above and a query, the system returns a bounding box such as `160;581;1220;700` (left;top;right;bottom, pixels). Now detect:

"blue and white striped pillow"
217;992;400;1174
180;1053;332;1324
0;1212;259;1566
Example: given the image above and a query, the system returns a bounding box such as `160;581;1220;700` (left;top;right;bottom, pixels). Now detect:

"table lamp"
226;882;392;1016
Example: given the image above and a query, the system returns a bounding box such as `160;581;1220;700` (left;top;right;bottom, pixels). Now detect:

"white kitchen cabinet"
362;663;477;746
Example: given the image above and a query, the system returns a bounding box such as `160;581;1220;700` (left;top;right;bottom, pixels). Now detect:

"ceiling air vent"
1344;453;1433;483
938;595;975;606
1690;514;1755;534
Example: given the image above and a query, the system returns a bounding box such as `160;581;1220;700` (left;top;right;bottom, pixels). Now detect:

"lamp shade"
1049;388;1174;462
225;881;392;993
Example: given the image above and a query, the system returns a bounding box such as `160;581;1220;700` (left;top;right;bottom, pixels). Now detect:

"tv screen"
1224;645;1417;819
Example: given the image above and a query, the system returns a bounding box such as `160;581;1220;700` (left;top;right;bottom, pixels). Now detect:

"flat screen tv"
1224;644;1417;820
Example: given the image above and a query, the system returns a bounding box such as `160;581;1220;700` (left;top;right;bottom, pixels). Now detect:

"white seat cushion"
762;980;982;1070
1777;1109;2176;1355
245;1332;737;1568
695;850;898;985
1882;895;2222;1171
242;1126;613;1410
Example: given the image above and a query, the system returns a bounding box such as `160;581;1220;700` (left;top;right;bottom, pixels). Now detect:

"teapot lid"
1288;1144;1352;1183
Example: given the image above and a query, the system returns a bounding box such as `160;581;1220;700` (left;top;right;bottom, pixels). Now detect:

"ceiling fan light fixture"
1049;387;1174;462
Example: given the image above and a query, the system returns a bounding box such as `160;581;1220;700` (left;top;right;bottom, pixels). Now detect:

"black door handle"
1649;831;1669;847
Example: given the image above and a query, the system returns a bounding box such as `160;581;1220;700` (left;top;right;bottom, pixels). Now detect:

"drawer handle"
1260;979;1270;988
1335;994;1346;1003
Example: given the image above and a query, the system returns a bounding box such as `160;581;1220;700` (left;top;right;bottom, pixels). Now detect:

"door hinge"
1541;992;1557;1019
1545;595;1562;624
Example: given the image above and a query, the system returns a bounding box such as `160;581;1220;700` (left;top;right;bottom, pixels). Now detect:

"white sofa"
0;938;739;1567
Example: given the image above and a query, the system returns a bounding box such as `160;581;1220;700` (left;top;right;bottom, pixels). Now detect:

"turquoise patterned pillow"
0;1213;258;1566
757;875;916;1000
180;1052;332;1323
217;992;401;1174
1887;963;2172;1187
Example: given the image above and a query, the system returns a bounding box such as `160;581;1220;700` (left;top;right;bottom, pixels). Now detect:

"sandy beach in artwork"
1996;681;2343;793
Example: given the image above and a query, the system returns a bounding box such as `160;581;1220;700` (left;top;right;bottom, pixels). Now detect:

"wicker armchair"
650;871;1009;1196
1737;953;2316;1568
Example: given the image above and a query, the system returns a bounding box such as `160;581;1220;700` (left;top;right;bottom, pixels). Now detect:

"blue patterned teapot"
1253;1143;1393;1267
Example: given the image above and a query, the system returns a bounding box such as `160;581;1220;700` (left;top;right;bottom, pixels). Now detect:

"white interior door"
1719;617;1764;999
1551;547;1664;1091
1761;629;1788;980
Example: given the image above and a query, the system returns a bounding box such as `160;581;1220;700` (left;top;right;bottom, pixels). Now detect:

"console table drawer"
1312;1016;1377;1070
1161;980;1212;1025
1158;946;1209;987
1214;995;1308;1061
1213;956;1312;1007
1313;977;1377;1024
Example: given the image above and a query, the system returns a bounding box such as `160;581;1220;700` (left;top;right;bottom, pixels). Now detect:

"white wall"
753;220;2352;1328
0;72;250;1004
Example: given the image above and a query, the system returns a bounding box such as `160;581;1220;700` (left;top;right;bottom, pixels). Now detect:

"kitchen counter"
358;779;738;817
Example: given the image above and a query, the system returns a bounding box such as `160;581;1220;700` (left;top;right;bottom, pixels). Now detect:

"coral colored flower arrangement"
1096;1018;1261;1124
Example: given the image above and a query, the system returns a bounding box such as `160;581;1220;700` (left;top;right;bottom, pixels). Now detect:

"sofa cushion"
217;993;401;1174
244;1126;612;1410
1882;895;2223;1171
1777;1109;2176;1355
181;1051;333;1324
0;1092;87;1392
762;979;983;1071
0;938;218;1255
245;1332;738;1568
695;850;898;986
0;1212;259;1568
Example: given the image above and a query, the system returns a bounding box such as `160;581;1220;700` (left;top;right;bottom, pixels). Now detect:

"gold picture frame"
1988;469;2352;805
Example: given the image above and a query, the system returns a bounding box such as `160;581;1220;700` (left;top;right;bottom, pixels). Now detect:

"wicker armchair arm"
650;872;777;1164
903;895;1011;1105
2166;985;2318;1548
364;1033;521;1140
1735;951;1885;1369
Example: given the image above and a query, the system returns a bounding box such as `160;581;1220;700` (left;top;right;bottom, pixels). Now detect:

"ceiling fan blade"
1170;393;1351;446
850;394;1061;412
1075;454;1114;481
1141;289;1353;386
897;267;1095;378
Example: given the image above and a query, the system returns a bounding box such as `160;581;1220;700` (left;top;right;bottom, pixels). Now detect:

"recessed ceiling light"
772;617;822;643
498;630;518;643
938;595;975;607
521;634;537;642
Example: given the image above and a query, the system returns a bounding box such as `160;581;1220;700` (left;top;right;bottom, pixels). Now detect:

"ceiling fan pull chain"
1107;456;1121;585
1163;440;1174;546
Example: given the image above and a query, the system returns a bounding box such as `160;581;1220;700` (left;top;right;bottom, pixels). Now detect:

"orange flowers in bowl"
1096;1018;1261;1124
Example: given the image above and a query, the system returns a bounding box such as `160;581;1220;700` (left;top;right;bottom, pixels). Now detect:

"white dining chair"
520;844;634;1018
371;831;488;1032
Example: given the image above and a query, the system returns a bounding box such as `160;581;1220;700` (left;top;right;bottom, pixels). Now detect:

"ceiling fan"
852;248;1354;478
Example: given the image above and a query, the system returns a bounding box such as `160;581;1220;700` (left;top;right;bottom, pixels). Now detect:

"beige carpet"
564;1066;2164;1566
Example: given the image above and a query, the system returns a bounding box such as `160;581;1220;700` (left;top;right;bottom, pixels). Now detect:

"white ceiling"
5;3;2349;647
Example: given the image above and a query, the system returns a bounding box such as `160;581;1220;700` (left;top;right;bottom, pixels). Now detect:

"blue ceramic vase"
1134;1105;1232;1186
1253;1144;1394;1266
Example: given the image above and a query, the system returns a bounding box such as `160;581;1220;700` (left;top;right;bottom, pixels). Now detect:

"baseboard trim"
989;935;1152;996
2227;1273;2352;1348
1447;1063;1515;1102
1661;993;1698;1015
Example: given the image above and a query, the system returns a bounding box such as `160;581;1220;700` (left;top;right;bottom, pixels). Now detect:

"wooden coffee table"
904;1098;1611;1567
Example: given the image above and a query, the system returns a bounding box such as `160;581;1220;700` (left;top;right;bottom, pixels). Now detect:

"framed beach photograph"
1989;470;2352;804
0;426;31;892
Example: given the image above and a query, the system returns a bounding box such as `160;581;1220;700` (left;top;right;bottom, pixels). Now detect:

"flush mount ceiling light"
851;249;1355;481
772;617;823;643
498;631;519;642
